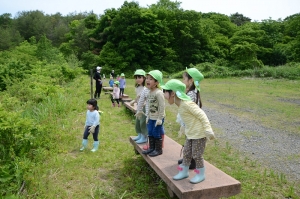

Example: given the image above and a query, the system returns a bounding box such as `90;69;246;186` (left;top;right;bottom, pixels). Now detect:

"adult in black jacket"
94;66;102;99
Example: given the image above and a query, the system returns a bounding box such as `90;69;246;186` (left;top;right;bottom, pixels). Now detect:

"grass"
21;76;300;199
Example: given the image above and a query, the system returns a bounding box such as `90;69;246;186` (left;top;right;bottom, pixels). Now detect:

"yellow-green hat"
134;69;146;77
114;81;120;85
147;70;164;85
120;73;125;76
186;67;204;91
161;79;191;101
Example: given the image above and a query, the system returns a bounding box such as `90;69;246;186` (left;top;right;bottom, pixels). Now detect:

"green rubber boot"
80;139;88;151
91;141;99;152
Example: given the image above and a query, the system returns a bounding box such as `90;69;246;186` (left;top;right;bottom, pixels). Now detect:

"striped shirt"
137;87;150;115
178;100;212;139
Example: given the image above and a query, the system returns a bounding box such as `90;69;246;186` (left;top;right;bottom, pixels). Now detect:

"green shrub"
0;103;42;196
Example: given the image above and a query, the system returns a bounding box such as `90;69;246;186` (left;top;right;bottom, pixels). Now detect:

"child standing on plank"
161;79;215;184
142;70;165;157
131;69;148;144
80;99;100;152
111;81;120;107
177;67;204;169
109;76;114;87
119;73;126;98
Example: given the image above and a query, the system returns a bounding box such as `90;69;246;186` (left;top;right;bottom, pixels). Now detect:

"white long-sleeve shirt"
137;87;150;115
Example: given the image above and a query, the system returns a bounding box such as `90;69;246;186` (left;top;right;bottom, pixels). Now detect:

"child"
109;76;114;87
177;68;204;169
142;70;165;157
80;99;100;152
131;69;148;144
119;73;126;97
161;79;215;184
111;81;120;107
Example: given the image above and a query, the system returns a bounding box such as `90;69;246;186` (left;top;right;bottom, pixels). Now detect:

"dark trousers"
120;88;124;97
111;97;120;104
94;83;102;98
83;125;99;141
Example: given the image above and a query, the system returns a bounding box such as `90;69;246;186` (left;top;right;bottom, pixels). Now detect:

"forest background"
0;0;300;197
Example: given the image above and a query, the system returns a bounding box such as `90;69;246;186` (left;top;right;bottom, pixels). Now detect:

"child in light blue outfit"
119;73;126;97
80;99;100;152
109;76;114;87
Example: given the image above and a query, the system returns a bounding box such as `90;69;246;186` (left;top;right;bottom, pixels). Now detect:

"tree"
230;12;251;26
14;10;50;41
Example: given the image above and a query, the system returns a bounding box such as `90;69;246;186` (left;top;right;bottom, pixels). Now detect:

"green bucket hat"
120;73;125;77
147;70;164;85
114;81;120;85
133;69;146;77
186;67;204;91
161;79;191;101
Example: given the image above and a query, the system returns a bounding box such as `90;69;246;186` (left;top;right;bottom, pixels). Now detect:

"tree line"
1;0;300;75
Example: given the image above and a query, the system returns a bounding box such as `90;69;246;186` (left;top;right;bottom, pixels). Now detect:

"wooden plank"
122;98;133;102
129;136;241;199
124;102;137;113
102;87;113;92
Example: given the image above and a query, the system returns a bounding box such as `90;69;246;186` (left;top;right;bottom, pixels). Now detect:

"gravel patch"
202;106;300;182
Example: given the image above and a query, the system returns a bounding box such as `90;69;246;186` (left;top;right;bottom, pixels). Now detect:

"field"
22;76;300;199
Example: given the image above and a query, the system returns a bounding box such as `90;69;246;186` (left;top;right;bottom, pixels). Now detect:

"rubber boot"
133;133;141;141
178;158;196;170
190;167;205;184
136;134;147;144
80;139;88;151
173;164;189;180
161;134;165;148
118;103;120;108
142;136;155;154
148;138;163;157
91;141;99;152
112;103;115;107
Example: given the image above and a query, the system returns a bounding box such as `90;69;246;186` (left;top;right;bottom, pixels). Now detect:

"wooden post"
90;69;93;99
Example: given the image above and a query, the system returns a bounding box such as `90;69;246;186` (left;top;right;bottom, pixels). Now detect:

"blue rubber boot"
190;167;205;184
136;134;147;144
80;139;88;151
91;141;99;152
133;133;141;141
173;164;189;180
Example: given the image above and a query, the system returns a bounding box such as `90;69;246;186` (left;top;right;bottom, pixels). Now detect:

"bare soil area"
203;104;300;183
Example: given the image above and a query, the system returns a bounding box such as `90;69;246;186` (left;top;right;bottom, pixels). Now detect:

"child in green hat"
131;69;148;144
141;70;165;157
161;79;215;184
119;73;126;98
177;67;205;168
111;81;120;107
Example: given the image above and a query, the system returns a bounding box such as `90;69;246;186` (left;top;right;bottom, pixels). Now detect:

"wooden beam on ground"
129;136;241;199
124;102;137;113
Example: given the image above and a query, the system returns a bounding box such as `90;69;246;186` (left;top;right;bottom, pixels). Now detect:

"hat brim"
176;93;191;101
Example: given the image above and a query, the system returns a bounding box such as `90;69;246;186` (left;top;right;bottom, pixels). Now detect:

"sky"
1;0;299;21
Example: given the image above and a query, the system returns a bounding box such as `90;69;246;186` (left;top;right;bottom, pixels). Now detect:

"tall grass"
10;76;300;198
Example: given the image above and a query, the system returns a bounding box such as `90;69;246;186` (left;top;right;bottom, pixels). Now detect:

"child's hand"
88;126;96;134
135;111;145;119
155;119;162;127
205;130;215;140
